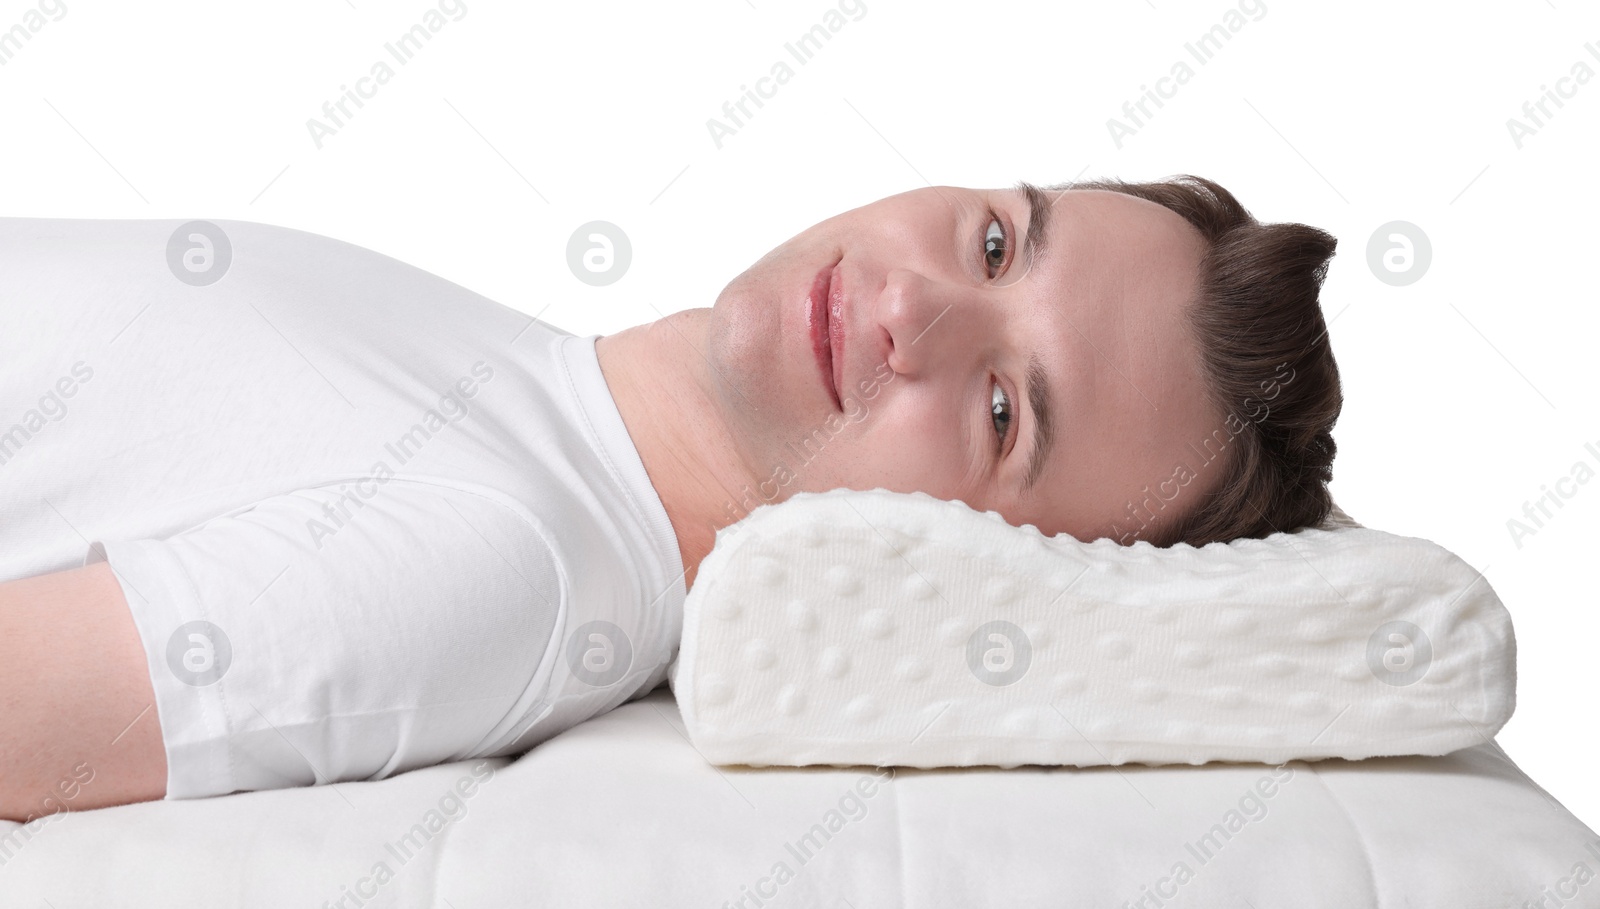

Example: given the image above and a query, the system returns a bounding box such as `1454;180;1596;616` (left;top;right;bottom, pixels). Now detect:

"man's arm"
0;561;167;822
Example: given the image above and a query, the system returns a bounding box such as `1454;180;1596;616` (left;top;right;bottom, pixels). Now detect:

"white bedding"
674;489;1516;769
2;689;1595;907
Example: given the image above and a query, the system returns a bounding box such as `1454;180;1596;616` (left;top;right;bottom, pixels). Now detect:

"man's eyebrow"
1014;180;1057;495
1016;179;1052;270
1022;352;1055;494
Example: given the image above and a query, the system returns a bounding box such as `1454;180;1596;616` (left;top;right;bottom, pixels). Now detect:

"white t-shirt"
0;217;685;800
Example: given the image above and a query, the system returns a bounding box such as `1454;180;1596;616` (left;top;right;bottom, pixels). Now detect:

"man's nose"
875;268;968;377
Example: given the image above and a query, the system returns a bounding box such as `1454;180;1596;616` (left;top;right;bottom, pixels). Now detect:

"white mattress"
1;689;1595;907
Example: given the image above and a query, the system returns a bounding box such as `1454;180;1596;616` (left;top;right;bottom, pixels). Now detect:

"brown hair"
1055;174;1343;547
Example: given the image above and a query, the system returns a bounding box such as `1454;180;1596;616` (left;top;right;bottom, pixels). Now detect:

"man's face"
703;184;1222;543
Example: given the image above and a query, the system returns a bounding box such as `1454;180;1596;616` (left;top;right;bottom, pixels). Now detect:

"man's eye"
983;216;1008;279
991;380;1013;452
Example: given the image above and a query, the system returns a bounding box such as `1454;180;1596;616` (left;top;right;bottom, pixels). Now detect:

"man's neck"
594;309;757;591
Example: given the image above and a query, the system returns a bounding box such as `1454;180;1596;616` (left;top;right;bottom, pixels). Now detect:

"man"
0;175;1341;820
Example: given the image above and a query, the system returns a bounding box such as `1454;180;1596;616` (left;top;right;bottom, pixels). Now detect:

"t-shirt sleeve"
88;479;566;800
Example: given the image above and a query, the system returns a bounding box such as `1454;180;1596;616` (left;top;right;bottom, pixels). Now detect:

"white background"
3;0;1596;831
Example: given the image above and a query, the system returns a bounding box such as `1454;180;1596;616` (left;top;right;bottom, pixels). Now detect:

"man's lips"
829;264;845;413
808;259;843;410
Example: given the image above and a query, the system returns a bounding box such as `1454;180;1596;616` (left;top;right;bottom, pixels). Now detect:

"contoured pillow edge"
672;488;1516;769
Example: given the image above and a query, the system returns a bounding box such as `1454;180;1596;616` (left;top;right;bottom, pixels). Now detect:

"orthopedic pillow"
668;489;1516;768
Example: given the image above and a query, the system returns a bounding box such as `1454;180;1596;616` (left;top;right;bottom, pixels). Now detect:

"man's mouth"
808;258;843;411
